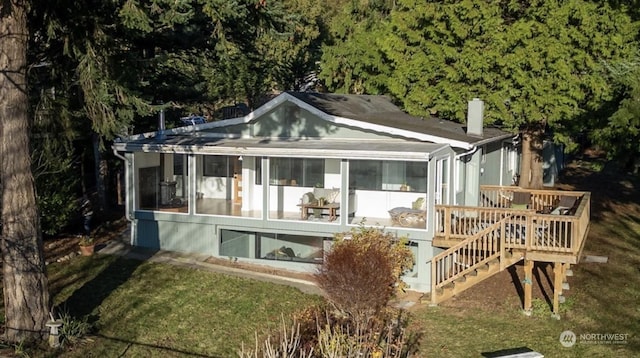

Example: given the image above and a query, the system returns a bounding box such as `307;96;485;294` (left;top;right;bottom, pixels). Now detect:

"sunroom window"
220;229;327;263
203;156;233;177
349;160;427;192
255;157;324;187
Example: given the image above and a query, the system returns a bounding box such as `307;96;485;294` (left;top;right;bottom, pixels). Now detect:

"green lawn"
48;256;323;357
39;164;639;357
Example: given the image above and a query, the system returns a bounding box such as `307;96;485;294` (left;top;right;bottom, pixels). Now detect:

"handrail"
431;217;509;293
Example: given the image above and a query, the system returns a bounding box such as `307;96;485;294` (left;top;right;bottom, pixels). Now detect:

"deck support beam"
552;262;565;319
523;259;534;316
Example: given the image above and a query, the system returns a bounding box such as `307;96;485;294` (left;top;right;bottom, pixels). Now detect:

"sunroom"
124;136;453;232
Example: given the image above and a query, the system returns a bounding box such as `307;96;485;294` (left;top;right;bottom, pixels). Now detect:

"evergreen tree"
595;53;640;172
0;0;51;342
258;0;326;92
319;0;393;94
321;0;639;188
27;0;304;216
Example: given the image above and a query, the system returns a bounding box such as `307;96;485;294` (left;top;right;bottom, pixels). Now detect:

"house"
113;92;589;316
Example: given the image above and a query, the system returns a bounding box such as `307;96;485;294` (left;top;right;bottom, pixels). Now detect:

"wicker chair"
388;197;427;227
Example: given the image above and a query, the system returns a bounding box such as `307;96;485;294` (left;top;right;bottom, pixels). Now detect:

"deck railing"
431;219;503;293
480;186;585;213
434;188;590;257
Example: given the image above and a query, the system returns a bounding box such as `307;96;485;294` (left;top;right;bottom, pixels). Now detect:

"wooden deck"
430;187;590;317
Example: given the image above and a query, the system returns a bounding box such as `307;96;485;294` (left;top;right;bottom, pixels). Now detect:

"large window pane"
269;158;324;187
173;154;188;197
138;166;160;209
173;154;185;175
203;156;232;177
383;162;405;190
220;229;326;263
259;233;324;263
256;157;262;185
349;160;427;192
349;160;382;190
220;230;254;258
406;162;427;193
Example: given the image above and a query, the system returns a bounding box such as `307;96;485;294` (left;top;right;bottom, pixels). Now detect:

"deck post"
444;207;451;240
552;262;564;319
499;221;506;271
523;259;534;316
431;259;437;306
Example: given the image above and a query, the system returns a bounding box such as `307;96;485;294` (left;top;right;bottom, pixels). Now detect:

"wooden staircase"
431;217;524;304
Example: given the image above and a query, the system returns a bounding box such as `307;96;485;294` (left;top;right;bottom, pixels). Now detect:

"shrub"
58;310;92;345
238;315;313;358
238;308;417;358
316;310;413;358
315;227;414;321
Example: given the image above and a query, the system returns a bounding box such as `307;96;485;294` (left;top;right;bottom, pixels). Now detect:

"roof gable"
143;92;512;150
286;92;513;148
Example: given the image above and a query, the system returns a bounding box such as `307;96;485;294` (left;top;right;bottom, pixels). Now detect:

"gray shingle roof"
287;92;512;144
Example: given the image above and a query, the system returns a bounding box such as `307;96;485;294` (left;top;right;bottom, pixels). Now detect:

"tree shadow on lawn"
56;252;154;321
557;156;640;222
52;251;233;358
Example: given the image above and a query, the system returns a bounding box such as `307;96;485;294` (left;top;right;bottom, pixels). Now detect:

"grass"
47;256;323;357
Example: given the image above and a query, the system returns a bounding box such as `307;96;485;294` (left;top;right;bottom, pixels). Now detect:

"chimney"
467;98;484;137
157;107;166;141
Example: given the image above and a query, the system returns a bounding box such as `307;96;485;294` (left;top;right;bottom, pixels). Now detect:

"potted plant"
78;236;95;256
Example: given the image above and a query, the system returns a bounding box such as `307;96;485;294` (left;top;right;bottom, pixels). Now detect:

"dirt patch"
435;261;561;313
44;215;129;264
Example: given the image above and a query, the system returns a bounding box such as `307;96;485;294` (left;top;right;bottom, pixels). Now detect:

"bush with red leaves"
315;227;414;321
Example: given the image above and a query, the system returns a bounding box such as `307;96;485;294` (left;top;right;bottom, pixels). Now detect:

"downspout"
455;145;478;161
511;134;521;185
112;147;135;245
453;145;478;205
112;148;131;219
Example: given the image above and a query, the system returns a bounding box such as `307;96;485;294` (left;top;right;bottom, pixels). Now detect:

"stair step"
488;259;499;266
476;264;490;272
454;276;467;284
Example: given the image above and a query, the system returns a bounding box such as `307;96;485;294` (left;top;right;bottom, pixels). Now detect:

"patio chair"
388;197;426;227
550;195;578;215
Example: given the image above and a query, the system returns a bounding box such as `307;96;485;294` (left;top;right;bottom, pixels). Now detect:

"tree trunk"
519;125;545;189
0;1;51;343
